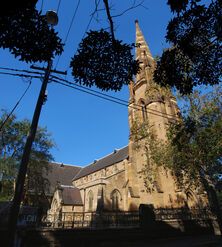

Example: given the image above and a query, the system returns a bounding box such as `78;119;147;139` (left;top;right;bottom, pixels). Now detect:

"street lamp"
46;10;59;26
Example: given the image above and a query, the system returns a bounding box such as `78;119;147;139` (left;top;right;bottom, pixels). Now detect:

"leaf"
70;29;140;91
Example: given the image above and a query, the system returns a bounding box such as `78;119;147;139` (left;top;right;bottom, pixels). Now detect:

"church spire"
135;20;155;83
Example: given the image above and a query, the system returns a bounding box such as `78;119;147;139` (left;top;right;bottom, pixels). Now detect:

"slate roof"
60;186;83;205
73;146;129;181
44;163;82;195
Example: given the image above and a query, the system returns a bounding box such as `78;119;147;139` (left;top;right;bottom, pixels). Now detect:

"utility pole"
8;60;52;246
7;60;67;246
7;10;66;246
8;60;67;246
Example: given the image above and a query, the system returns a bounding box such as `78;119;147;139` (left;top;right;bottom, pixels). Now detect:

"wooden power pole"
7;60;66;246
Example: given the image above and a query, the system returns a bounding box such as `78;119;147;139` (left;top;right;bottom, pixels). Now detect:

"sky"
0;0;173;166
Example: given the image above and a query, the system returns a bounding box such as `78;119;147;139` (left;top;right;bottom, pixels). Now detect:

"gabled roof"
73;146;129;181
45;163;82;195
60;186;83;206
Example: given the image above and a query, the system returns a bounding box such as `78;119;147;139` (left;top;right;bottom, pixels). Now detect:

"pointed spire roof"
135;20;155;83
135;20;153;60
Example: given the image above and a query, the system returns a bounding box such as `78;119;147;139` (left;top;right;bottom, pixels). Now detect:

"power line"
0;80;32;132
55;0;81;69
63;0;80;44
82;0;101;39
56;0;62;14
40;0;44;12
64;0;101;73
52;78;130;106
0;67;177;119
51;75;128;104
52;78;176;120
51;75;177;118
0;66;44;76
52;79;178;120
0;71;43;80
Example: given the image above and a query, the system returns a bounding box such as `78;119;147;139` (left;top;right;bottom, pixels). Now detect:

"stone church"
47;21;208;217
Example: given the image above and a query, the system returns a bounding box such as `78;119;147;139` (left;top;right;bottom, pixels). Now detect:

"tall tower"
129;20;179;138
128;21;180;207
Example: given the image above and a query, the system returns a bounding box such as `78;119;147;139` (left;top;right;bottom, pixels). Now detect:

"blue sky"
0;1;173;166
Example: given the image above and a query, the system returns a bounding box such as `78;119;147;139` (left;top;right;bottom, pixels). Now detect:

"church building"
47;21;208;218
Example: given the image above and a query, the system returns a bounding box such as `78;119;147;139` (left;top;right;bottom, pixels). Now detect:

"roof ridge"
72;167;83;181
60;185;76;188
87;145;128;165
51;162;82;168
73;145;129;181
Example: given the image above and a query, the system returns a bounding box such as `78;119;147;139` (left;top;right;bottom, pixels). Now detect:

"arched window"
52;199;58;212
185;189;198;208
88;190;94;211
141;100;147;122
111;189;121;211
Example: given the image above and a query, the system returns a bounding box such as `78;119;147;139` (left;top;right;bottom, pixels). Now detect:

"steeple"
135;20;155;83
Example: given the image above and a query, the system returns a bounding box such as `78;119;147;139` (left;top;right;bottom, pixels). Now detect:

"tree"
163;87;222;188
0;1;63;63
130;119;161;193
70;29;140;91
160;86;222;226
70;0;141;91
154;0;222;94
1;0;140;91
130;86;222;207
0;111;54;204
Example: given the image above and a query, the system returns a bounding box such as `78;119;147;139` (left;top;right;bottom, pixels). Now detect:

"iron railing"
154;207;214;221
42;211;140;228
42;207;215;229
0;207;217;229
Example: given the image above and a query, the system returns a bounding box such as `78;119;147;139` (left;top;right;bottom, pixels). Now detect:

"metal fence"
42;207;215;229
154;207;214;221
42;211;140;229
0;206;216;229
0;204;38;227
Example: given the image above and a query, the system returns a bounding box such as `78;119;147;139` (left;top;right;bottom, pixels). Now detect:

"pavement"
121;235;222;247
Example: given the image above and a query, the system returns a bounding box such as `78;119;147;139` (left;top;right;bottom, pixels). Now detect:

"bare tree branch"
103;0;115;41
111;0;147;18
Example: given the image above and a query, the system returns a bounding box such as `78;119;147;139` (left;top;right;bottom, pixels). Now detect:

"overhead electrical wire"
82;0;101;40
0;71;43;80
63;0;101;73
0;66;178;120
0;80;32;132
56;0;62;14
52;78;178;121
51;75;177;119
63;0;81;45
51;75;128;104
40;0;44;12
55;0;81;69
52;78;132;108
0;66;44;77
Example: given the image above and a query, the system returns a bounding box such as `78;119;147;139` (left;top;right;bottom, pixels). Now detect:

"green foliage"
131;86;222;191
0;111;54;203
216;191;222;206
0;1;38;16
0;180;14;201
70;29;140;91
130;119;166;192
167;87;222;184
0;3;63;63
167;0;189;13
155;0;222;94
